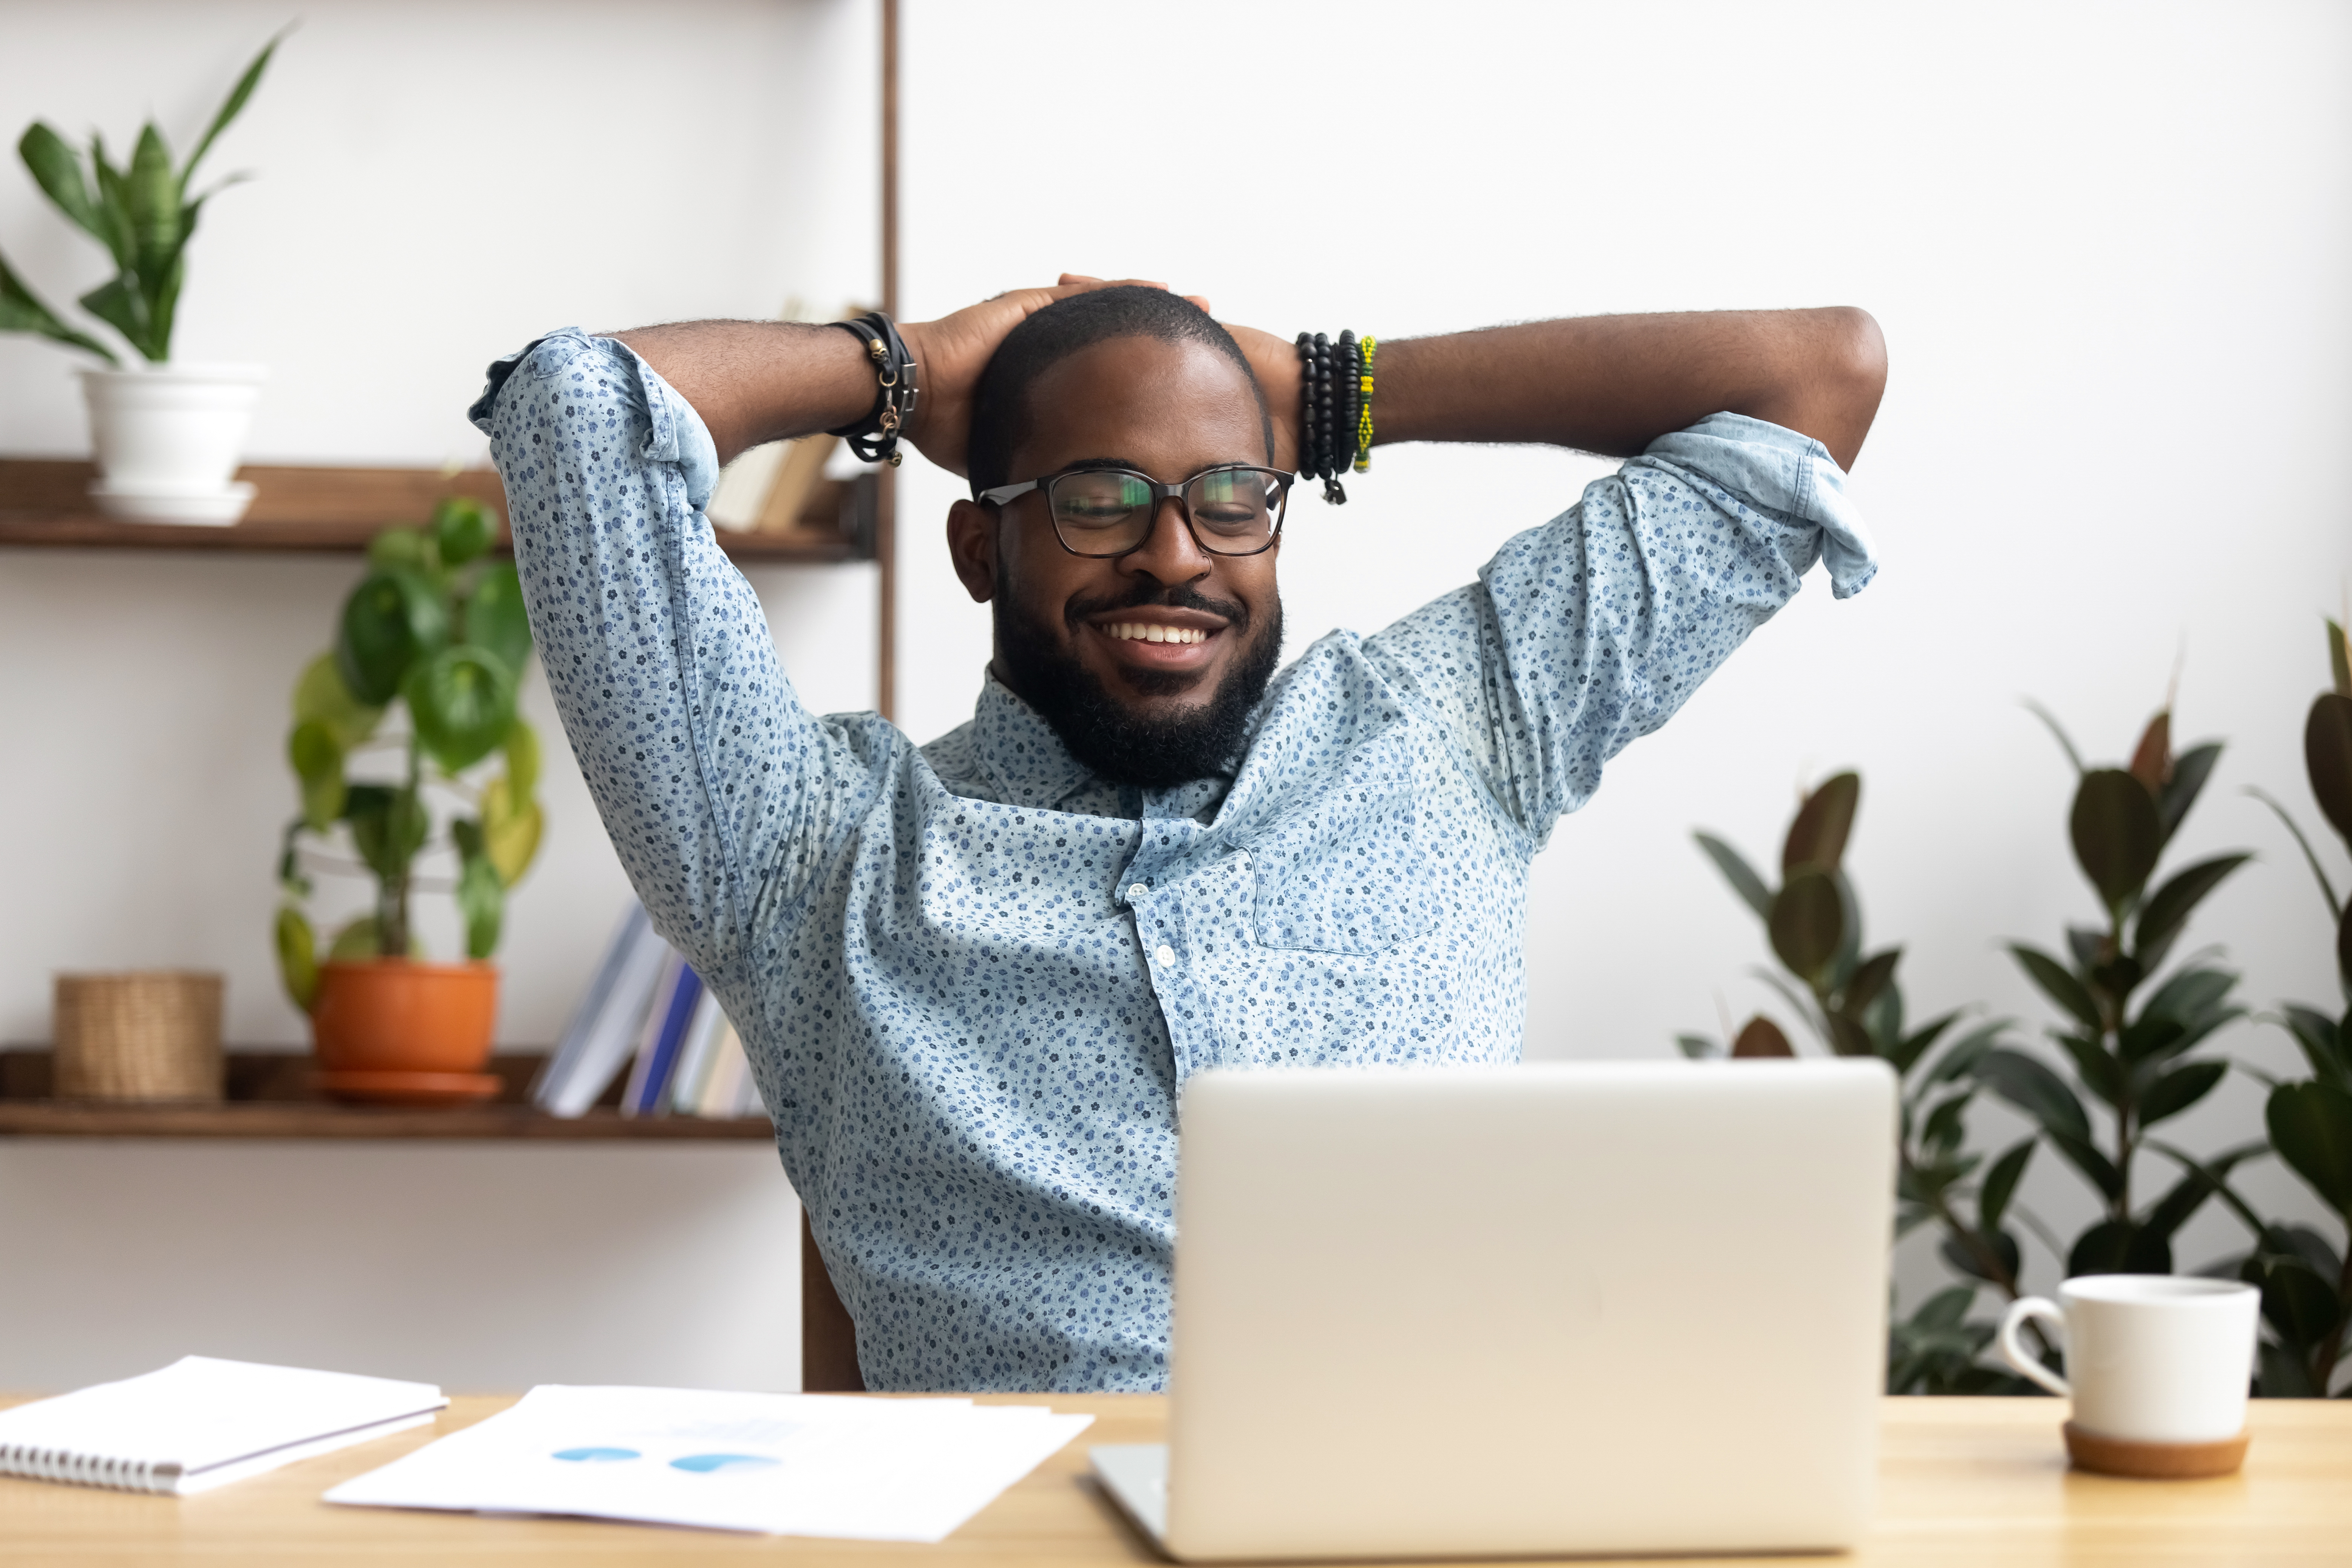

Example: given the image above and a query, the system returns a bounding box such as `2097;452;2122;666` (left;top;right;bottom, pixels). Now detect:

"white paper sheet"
324;1384;1092;1541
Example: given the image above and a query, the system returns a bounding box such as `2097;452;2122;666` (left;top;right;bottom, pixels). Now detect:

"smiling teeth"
1106;623;1208;644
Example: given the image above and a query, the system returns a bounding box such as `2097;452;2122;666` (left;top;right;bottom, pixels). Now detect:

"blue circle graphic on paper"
551;1446;640;1462
670;1453;781;1474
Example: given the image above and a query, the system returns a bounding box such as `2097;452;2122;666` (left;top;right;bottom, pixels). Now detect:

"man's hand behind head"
1217;322;1303;475
903;275;1210;477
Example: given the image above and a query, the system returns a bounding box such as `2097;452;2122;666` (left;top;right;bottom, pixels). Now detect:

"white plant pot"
79;363;268;525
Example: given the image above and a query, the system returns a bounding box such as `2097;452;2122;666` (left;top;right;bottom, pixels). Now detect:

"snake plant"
0;31;283;365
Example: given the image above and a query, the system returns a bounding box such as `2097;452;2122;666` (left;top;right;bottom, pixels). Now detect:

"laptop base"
1091;1443;1171;1549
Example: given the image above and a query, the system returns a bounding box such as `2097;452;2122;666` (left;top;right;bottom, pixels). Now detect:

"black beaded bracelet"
1333;331;1359;504
1314;333;1333;490
1305;331;1326;482
1293;329;1355;504
826;311;920;467
1293;332;1314;480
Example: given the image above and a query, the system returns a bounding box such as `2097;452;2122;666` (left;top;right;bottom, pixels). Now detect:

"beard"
993;578;1282;791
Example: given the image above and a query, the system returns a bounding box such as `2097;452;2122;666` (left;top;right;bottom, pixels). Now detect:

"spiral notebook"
0;1356;446;1495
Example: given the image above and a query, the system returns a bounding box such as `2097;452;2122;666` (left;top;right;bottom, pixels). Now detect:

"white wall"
887;0;2352;1298
0;1141;802;1395
3;0;2349;1388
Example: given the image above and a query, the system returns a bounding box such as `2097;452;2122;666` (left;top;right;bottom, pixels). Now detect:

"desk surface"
3;1393;2347;1566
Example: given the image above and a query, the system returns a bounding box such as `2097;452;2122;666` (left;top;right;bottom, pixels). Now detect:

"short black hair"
966;286;1271;497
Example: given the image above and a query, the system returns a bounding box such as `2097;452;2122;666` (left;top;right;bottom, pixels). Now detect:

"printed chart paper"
325;1385;1092;1541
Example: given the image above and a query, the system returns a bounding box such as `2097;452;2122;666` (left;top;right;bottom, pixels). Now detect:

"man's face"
947;336;1282;786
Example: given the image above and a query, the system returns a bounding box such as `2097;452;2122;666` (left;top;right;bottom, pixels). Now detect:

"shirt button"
1154;945;1175;967
1128;884;1148;900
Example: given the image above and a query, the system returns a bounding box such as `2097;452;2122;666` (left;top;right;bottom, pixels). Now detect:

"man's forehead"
1013;336;1265;479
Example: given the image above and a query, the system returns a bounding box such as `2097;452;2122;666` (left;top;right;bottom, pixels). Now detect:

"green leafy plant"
0;31;284;365
1682;773;2024;1393
1975;699;2250;1282
273;501;543;1010
2191;618;2352;1396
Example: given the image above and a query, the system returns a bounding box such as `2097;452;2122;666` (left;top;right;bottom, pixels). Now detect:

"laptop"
1092;1059;1895;1562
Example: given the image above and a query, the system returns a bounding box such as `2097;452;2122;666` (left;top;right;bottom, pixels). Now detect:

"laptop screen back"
1164;1059;1894;1561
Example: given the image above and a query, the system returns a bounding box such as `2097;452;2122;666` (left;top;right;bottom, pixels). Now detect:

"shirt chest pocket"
1245;777;1443;956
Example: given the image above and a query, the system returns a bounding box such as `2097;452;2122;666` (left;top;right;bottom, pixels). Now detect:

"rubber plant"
1681;773;2024;1393
0;31;283;365
2183;619;2352;1396
1974;697;2251;1284
272;499;543;1011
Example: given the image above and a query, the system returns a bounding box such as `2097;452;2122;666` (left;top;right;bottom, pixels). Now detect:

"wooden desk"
3;1394;2347;1566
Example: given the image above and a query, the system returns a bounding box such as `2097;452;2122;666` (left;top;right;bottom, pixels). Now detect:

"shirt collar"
970;671;1099;811
970;670;1242;821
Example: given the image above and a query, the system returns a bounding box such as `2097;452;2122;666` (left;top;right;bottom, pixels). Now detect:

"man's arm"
628;291;1884;477
614;277;1206;470
610;320;875;467
1373;309;1886;472
1234;308;1887;473
1330;312;1887;846
470;329;900;1031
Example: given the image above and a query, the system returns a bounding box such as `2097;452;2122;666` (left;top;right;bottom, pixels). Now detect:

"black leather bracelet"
826;311;920;467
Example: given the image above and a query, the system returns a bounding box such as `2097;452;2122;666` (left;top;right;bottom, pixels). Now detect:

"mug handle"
1998;1296;2071;1397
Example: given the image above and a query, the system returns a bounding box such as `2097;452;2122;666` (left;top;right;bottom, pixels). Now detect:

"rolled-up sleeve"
1365;411;1877;846
470;328;895;1008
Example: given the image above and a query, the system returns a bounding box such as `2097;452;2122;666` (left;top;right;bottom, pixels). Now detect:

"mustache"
1061;579;1249;634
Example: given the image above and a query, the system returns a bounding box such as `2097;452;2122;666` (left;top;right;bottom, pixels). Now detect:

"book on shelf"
686;1020;765;1118
620;953;702;1117
532;898;768;1121
755;433;840;533
706;435;837;534
704;298;858;537
530;902;670;1118
660;986;728;1115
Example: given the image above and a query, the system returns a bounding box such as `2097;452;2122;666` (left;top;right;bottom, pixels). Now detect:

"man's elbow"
1815;306;1887;472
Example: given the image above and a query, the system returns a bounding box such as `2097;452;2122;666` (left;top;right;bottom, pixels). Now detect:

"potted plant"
1976;698;2251;1279
0;31;283;524
1682;773;2025;1393
2192;618;2352;1395
272;500;545;1104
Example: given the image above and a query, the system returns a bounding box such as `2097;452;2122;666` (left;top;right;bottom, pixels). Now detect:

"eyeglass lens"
1047;468;1283;556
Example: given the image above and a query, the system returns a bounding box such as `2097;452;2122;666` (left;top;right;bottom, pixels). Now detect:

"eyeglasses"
976;464;1290;558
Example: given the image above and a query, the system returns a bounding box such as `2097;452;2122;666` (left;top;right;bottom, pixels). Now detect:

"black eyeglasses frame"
974;463;1292;560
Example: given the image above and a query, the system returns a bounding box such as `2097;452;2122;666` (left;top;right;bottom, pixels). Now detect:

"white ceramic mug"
1997;1275;2261;1443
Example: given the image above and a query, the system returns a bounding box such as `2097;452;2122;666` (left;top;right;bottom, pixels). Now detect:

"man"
470;278;1885;1391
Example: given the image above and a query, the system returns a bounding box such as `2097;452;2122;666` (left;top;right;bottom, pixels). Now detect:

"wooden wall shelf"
0;1050;773;1141
0;459;873;564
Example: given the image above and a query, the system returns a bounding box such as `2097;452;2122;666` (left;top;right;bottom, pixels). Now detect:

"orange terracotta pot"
311;960;499;1075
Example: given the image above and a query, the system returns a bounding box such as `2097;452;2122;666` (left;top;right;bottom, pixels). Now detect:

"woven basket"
53;971;225;1102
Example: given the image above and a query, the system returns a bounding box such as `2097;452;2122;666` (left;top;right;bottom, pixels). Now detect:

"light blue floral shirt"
472;328;1876;1392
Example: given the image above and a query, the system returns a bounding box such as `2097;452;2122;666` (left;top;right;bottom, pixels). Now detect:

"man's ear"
946;499;999;605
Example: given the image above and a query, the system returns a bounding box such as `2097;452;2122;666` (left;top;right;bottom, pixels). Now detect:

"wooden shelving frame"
0;1050;773;1141
0;458;873;564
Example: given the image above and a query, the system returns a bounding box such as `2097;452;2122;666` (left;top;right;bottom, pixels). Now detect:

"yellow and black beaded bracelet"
1354;335;1377;473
